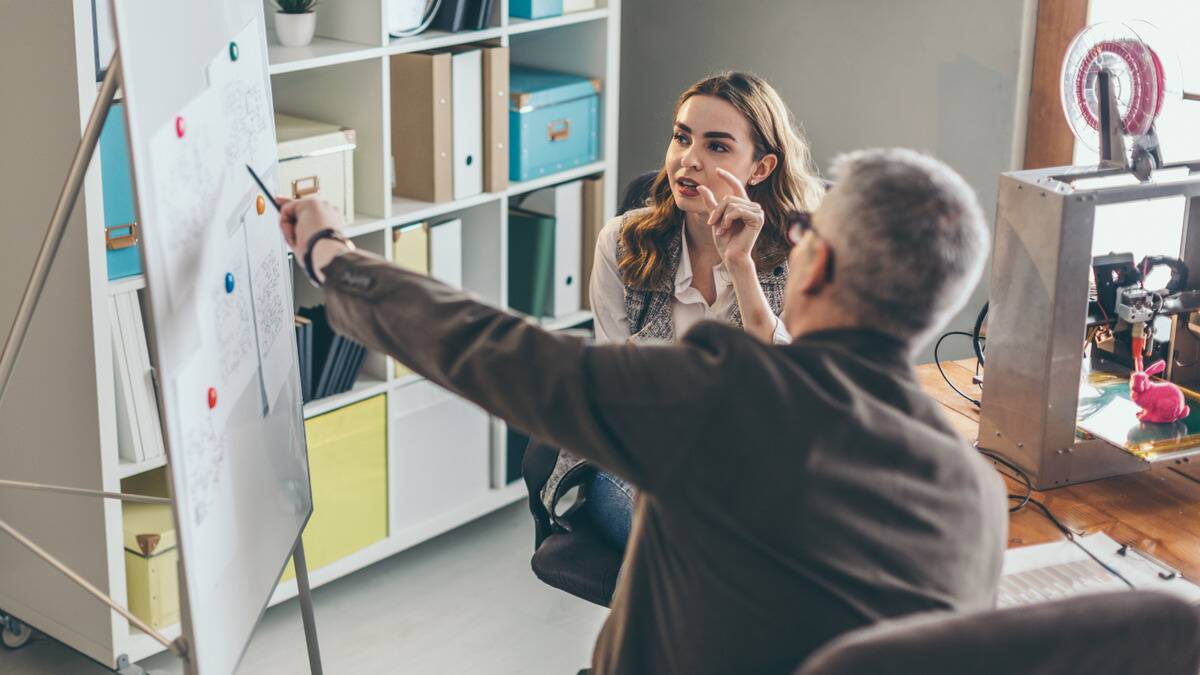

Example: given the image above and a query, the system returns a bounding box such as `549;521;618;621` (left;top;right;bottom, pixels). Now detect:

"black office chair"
521;171;658;607
794;591;1200;675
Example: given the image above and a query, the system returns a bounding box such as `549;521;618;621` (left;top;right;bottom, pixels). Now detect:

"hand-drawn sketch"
208;19;275;179
244;193;293;412
211;222;258;399
147;90;229;308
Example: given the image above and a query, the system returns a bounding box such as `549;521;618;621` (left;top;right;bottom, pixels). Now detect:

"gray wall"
618;0;1036;360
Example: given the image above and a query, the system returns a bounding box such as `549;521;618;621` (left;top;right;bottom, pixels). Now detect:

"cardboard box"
123;502;180;630
276;113;357;220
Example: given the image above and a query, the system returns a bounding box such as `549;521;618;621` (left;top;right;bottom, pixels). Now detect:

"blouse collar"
675;226;731;295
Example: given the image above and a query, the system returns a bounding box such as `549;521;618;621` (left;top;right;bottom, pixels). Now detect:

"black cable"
934;331;981;407
1174;311;1200;368
1027;499;1136;590
977;445;1135;588
972;301;988;366
975;447;1032;513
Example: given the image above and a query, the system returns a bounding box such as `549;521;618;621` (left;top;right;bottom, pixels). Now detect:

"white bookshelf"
1;0;618;669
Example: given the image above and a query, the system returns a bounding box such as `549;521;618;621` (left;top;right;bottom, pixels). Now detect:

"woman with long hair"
543;71;825;553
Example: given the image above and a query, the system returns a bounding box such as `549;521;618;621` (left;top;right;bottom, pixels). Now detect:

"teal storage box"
99;102;141;280
510;0;562;19
509;66;600;182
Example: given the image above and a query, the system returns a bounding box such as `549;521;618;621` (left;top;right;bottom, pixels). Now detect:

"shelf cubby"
271;57;390;220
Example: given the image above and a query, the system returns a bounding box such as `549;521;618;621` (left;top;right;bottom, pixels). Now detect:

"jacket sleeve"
321;250;726;494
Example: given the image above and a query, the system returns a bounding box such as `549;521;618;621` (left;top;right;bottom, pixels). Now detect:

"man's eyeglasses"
784;211;834;281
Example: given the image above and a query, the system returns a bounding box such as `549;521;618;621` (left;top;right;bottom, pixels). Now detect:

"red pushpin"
175;116;186;138
207;387;218;410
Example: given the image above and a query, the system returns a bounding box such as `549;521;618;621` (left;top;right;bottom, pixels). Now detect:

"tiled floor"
2;503;607;675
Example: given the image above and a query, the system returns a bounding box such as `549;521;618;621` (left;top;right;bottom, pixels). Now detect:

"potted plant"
275;0;319;47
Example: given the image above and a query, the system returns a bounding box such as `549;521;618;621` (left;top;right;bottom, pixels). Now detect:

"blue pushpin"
229;42;239;61
225;272;235;293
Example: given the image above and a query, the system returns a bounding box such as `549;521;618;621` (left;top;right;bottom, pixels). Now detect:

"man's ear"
800;240;833;296
750;154;778;186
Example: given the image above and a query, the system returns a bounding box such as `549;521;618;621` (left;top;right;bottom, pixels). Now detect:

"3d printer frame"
978;162;1200;489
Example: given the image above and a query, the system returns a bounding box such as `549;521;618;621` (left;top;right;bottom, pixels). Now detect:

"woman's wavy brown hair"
617;72;824;289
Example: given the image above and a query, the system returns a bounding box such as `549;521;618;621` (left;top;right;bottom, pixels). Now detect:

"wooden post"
1023;0;1089;169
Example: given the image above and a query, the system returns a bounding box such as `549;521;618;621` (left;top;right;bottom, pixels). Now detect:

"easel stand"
0;51;324;675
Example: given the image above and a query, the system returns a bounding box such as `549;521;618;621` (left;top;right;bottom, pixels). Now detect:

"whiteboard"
110;2;312;674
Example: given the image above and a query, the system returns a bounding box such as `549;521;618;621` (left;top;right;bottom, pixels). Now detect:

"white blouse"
589;215;791;345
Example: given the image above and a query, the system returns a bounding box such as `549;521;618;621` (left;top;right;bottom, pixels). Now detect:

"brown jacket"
322;251;1008;675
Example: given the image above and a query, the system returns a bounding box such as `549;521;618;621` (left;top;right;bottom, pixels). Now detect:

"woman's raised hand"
697;168;764;270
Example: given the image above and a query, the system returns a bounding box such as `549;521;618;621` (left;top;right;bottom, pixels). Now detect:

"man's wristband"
303;228;354;287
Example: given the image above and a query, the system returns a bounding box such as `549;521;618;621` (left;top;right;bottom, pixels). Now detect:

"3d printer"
978;21;1200;489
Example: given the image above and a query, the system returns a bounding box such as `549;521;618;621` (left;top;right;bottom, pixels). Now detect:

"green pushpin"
229;41;239;61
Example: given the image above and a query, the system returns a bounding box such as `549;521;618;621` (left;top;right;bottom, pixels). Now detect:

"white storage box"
275;113;356;220
389;380;491;530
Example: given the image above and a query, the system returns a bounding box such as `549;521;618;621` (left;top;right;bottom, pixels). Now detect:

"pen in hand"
246;164;284;215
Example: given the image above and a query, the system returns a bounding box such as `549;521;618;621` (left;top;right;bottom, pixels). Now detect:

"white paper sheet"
207;18;276;185
173;352;238;598
147;89;231;309
241;189;293;414
210;217;260;401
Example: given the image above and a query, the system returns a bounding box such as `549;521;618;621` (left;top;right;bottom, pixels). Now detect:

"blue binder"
99;102;142;280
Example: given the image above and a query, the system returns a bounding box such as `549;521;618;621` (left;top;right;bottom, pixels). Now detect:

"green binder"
508;207;556;318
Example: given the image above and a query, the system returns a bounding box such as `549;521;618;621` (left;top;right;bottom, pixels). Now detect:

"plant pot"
276;11;317;47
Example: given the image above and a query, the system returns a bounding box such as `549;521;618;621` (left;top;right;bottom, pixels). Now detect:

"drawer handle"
547;119;571;143
105;222;139;250
292;175;321;198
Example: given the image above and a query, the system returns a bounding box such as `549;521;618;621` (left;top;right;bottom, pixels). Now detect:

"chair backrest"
794;591;1200;675
619;171;658;216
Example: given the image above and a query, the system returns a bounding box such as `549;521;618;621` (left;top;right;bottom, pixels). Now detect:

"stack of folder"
296;306;369;403
390;45;509;203
508;180;585;319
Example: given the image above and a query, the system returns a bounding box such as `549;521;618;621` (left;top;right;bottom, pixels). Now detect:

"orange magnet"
256;194;266;215
175;116;186;138
207;387;217;410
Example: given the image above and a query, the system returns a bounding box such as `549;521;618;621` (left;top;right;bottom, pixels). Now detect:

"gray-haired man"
279;148;1008;675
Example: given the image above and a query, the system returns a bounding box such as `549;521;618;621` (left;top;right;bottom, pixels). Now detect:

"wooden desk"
919;359;1200;578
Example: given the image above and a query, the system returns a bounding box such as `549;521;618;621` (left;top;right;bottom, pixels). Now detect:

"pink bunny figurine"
1130;360;1191;424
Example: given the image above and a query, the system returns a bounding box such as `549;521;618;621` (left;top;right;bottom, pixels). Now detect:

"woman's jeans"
584;469;635;550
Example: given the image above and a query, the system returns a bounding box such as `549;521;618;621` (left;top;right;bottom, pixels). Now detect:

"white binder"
110;296;143;463
429;218;464;289
523;181;583;317
121;292;164;462
109;291;165;464
448;47;483;200
552;181;583;317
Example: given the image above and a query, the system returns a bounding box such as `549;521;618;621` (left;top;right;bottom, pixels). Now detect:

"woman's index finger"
716;168;749;198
